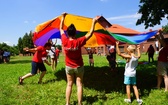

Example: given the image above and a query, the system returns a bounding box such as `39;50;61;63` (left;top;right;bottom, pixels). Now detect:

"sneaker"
137;99;143;105
124;99;131;103
19;77;23;85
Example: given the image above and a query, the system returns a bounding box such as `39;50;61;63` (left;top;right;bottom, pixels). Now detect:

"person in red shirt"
60;13;98;105
155;30;168;91
55;47;60;61
19;42;52;84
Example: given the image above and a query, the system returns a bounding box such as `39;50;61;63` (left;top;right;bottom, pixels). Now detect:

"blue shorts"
31;61;46;74
124;76;136;85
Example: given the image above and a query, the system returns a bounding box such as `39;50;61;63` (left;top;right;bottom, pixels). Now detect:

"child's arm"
24;47;37;53
42;57;51;66
116;41;131;59
44;59;52;66
135;45;141;58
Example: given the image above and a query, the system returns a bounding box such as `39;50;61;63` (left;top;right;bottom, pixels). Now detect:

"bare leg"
51;58;55;70
38;71;46;83
22;73;34;80
164;75;168;91
126;85;131;99
133;85;139;99
76;73;84;105
157;75;162;89
66;74;74;105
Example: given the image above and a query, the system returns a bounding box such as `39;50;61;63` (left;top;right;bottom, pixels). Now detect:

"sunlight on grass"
0;53;166;105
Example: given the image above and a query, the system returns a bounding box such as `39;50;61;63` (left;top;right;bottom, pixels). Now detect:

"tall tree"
17;37;23;54
136;0;168;29
28;31;34;48
22;33;30;48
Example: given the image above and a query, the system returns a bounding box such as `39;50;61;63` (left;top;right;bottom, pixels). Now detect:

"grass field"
0;53;168;105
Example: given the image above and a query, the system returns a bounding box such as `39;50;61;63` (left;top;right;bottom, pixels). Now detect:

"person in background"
146;44;155;62
106;45;117;71
3;49;9;63
97;48;101;56
48;39;57;71
55;46;60;63
60;12;98;105
85;47;95;67
116;41;143;104
155;30;168;91
19;42;52;84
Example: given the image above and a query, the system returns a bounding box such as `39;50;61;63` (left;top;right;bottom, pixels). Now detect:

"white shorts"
157;61;168;76
65;66;84;75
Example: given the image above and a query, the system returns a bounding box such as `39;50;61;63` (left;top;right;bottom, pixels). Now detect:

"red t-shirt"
32;46;47;63
55;48;60;57
61;33;86;68
158;45;168;62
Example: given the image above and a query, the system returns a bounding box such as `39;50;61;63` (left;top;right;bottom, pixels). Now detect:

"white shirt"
124;56;138;77
49;46;55;56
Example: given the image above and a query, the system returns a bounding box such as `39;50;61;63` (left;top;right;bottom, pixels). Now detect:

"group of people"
18;13;168;105
47;39;60;71
19;39;60;84
0;49;10;63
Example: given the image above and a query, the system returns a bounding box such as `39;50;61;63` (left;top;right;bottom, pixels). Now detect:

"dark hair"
44;42;52;47
67;24;76;37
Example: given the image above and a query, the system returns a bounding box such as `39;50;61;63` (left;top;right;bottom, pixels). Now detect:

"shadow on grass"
7;60;31;64
52;60;161;103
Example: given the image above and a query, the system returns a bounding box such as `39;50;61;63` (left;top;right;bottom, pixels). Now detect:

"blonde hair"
127;45;136;53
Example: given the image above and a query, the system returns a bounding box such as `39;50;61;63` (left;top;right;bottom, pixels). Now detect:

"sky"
0;0;167;46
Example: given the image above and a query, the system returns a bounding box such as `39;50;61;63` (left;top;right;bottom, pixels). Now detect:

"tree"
28;31;34;48
17;37;23;54
162;24;168;34
0;43;18;56
136;0;168;29
22;33;30;48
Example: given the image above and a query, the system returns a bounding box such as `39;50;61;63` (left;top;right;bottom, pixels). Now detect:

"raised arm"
60;13;67;35
85;17;99;40
155;30;166;47
53;39;57;45
135;45;141;58
116;41;131;59
116;41;121;55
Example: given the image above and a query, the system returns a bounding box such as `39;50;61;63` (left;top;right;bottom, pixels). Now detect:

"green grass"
0;54;168;105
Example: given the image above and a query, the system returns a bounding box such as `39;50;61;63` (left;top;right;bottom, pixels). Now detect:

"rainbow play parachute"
33;13;158;47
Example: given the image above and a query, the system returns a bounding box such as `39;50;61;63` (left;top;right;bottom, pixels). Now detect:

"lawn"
0;53;168;105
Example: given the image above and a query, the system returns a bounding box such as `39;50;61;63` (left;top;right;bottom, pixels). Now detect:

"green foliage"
17;37;23;54
0;54;168;105
0;43;19;55
162;23;168;34
136;0;168;29
56;44;62;50
17;31;34;54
